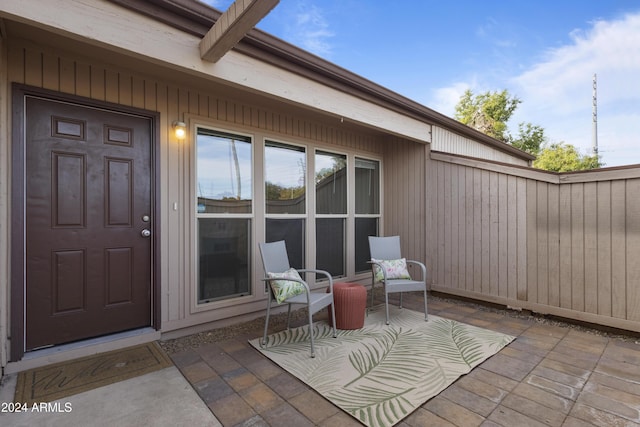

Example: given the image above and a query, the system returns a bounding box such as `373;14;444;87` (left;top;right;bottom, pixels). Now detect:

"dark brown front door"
25;96;153;350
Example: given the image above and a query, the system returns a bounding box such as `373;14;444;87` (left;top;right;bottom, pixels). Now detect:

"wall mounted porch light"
172;121;187;140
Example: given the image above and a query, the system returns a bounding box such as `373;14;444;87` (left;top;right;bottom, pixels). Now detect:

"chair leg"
262;299;272;347
329;300;337;338
423;288;428;321
286;304;292;330
308;308;315;358
399;292;403;309
385;291;390;325
370;282;375;311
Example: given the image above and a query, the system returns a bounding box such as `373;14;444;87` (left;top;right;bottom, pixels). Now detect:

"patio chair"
259;240;337;357
368;235;428;325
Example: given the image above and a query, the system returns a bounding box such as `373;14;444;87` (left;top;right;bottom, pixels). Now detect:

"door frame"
10;84;161;361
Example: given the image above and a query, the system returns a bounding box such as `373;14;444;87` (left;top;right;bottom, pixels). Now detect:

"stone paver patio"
165;292;640;426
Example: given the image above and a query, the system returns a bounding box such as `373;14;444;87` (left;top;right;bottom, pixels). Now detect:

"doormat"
250;307;514;427
14;342;173;405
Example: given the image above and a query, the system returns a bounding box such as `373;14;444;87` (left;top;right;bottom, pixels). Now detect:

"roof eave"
108;0;534;161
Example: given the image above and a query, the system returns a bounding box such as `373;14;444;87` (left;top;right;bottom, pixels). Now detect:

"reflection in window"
197;129;252;214
265;141;306;214
315;151;346;214
355;158;380;273
196;128;252;304
355;158;380;214
315;150;346;277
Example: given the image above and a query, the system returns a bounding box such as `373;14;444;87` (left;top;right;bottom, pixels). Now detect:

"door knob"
141;229;151;237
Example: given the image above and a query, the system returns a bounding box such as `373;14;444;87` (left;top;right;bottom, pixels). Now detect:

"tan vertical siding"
611;181;626;319
430;153;640;332
444;161;452;287
526;179;537;303
472;168;482;294
382;137;427;271
558;184;572;309
628;179;640;322
497;173;508;298
584;182;598;314
537;181;549;306
457;166;466;290
506;175;518;300
597;181;612;316
450;165;458;288
464;167;474;291
516;177;528;301
489;171;499;296
481;170;491;294
168;87;187;323
437;161;446;286
0;30;9;370
570;183;585;312
425;144;437;284
548;184;560;307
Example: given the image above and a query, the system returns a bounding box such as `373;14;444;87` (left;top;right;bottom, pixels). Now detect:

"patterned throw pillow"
371;258;412;282
267;268;306;303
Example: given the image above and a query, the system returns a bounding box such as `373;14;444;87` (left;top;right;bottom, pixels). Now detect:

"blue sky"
201;0;640;167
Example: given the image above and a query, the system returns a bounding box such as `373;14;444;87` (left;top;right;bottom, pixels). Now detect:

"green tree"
454;89;521;142
533;143;603;172
265;182;284;200
454;89;548;156
265;182;305;200
315;157;346;184
455;89;603;171
511;122;545;156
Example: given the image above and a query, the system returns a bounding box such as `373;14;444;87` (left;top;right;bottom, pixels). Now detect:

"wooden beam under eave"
200;0;279;63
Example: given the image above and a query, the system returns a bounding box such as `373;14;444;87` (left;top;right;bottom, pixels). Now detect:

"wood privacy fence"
427;152;640;333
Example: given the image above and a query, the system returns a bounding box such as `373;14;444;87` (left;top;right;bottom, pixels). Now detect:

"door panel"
25;97;153;350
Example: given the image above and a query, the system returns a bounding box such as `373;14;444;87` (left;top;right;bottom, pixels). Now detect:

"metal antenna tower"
592;73;598;155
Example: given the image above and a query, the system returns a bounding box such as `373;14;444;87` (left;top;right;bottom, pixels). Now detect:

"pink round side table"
327;283;367;329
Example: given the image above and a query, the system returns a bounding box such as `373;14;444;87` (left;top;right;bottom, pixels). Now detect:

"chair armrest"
367;260;388;282
406;260;427;281
296;269;334;292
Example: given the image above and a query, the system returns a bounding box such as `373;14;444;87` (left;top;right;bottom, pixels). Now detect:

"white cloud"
430;81;474;117
512;14;640;113
509;12;640;165
476;17;517;49
290;3;334;57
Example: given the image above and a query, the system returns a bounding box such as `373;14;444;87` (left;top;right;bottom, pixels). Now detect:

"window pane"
316;218;345;277
198;218;250;303
197;129;252;214
265;142;306;214
315;151;346;214
265;218;305;270
355;217;378;273
355;158;380;214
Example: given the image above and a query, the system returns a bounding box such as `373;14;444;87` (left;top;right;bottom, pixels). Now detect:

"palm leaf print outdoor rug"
249;306;514;427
